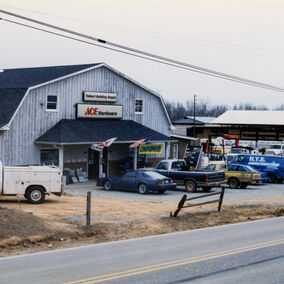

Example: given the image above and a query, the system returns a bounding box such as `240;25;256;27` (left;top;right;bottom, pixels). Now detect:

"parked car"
205;161;262;189
229;147;250;155
152;159;225;192
97;170;176;194
231;154;284;183
268;144;284;156
264;150;277;156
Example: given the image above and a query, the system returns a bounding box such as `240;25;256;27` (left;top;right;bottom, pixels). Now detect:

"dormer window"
46;95;58;111
135;99;143;114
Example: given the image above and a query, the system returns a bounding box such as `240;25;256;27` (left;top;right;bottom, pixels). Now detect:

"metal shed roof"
212;110;284;126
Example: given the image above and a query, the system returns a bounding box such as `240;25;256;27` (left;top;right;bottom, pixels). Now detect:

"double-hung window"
46;95;58;111
135;99;143;114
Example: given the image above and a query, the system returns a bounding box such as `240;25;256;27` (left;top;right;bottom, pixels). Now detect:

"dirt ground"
0;194;283;257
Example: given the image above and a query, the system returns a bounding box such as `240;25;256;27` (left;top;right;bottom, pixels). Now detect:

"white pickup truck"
0;161;63;204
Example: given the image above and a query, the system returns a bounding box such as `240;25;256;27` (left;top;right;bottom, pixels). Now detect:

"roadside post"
86;191;91;226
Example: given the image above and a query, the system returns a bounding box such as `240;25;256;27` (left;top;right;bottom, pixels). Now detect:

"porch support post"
99;149;103;178
133;147;137;170
59;146;64;170
106;147;110;177
165;142;169;159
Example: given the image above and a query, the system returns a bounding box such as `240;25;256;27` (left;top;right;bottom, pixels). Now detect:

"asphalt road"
65;182;284;205
0;217;283;284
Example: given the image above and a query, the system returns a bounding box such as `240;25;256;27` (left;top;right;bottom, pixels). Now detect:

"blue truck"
230;154;284;183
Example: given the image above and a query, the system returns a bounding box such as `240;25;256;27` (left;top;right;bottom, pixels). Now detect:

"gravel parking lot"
65;182;284;205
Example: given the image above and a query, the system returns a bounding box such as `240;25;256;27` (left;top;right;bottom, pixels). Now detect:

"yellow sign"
139;144;163;154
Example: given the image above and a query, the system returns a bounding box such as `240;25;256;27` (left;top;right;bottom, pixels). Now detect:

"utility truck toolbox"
0;161;63;204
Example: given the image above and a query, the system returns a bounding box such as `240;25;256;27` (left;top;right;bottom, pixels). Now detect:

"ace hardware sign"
77;104;123;119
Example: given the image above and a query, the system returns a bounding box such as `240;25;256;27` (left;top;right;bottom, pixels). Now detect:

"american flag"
129;137;150;148
98;137;117;148
91;137;117;151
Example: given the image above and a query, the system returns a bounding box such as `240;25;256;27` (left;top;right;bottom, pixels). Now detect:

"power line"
3;16;262;87
3;3;284;56
1;9;284;92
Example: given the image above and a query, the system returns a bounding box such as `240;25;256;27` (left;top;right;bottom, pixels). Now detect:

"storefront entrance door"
88;149;100;179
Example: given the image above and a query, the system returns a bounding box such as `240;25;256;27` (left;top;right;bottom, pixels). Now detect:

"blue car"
97;170;176;194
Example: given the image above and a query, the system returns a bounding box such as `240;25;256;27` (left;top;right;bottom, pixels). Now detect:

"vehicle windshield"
143;171;166;179
205;164;216;170
156;161;169;170
270;145;281;149
233;155;244;163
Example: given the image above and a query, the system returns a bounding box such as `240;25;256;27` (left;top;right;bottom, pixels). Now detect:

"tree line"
165;100;284;121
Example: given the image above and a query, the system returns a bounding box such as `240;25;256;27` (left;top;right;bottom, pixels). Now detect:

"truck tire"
228;178;239;189
25;186;45;204
202;187;212;192
185;180;197;192
268;174;277;183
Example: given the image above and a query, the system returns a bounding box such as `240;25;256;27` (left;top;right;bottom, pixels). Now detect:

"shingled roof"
0;63;100;128
35;119;171;144
0;63;100;88
0;88;27;128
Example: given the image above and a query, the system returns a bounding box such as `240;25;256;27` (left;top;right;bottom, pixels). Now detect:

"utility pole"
193;94;197;137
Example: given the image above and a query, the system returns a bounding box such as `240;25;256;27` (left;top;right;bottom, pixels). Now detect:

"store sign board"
77;104;123;119
83;92;117;102
139;144;163;154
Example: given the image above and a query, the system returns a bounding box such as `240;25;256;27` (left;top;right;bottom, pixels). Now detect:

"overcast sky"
1;0;284;109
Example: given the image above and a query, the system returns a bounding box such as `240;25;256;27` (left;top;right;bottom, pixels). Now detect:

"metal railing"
171;187;225;217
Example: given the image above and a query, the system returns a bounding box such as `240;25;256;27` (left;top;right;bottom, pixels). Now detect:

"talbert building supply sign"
139;144;163;154
83;92;117;102
77;104;123;119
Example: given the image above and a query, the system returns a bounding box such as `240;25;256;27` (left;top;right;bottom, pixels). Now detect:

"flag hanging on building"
91;137;117;151
129;137;150;148
98;137;117;148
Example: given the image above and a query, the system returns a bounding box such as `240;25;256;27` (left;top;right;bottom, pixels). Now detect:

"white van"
268;144;284;156
0;161;63;204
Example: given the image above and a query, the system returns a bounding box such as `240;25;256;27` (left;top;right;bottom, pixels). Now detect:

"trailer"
0;161;63;204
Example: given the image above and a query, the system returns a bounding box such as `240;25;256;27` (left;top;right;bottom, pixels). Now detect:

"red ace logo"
85;107;98;116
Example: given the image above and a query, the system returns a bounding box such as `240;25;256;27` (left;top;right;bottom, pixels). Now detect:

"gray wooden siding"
0;132;3;162
2;66;170;165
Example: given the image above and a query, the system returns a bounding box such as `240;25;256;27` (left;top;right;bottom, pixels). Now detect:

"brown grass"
0;194;283;256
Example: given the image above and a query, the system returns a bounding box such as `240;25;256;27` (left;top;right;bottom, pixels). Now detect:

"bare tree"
165;100;271;121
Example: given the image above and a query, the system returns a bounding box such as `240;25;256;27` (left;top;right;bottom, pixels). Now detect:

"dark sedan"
97;170;176;194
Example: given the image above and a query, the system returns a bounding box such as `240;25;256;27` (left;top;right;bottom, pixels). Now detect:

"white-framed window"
173;144;179;159
46;94;59;111
135;99;143;114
